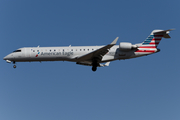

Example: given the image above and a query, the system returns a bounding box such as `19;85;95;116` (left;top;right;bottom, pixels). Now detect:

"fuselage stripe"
135;50;156;53
139;46;156;48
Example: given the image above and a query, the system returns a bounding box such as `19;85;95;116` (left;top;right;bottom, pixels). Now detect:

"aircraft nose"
3;55;9;60
3;56;6;60
3;54;12;60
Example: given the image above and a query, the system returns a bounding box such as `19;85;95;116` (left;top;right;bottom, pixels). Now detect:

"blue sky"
0;0;180;120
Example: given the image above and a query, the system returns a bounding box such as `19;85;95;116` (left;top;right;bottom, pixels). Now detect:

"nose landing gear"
13;61;16;68
13;65;16;68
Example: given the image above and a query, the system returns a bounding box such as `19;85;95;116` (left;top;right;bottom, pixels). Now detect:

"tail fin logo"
141;35;163;48
136;29;169;53
136;35;163;53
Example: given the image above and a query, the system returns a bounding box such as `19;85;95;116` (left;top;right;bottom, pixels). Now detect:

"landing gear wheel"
13;65;16;68
92;66;97;71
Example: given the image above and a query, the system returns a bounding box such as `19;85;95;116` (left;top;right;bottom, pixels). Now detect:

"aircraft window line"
13;50;21;52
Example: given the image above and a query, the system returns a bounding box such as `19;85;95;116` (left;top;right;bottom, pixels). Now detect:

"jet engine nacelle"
119;42;137;51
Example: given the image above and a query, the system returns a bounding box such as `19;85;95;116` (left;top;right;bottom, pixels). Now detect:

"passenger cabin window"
13;50;21;52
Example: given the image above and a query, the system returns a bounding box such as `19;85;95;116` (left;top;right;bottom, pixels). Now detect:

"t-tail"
136;29;174;53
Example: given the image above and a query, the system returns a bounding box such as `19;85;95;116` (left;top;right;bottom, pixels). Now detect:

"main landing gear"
92;66;97;71
92;60;98;72
13;61;16;68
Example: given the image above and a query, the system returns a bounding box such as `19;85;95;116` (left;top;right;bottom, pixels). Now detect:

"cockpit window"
13;50;21;52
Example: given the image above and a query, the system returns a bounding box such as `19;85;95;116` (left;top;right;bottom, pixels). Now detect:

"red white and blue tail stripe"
136;29;172;53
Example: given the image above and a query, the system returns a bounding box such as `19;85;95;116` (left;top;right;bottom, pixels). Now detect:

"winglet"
111;37;119;45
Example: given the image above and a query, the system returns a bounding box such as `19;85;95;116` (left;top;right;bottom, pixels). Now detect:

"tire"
92;66;97;71
13;65;16;68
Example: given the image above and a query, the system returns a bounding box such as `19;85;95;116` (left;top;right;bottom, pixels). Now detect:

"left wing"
76;37;119;62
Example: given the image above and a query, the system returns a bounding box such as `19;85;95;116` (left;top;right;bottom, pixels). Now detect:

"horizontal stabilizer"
153;29;175;34
151;29;174;38
163;34;171;38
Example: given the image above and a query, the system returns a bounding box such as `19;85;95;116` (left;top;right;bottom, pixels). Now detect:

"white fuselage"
3;45;158;63
3;29;172;71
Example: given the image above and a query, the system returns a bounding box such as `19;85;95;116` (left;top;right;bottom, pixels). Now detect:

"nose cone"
3;54;13;60
3;57;7;60
3;55;8;60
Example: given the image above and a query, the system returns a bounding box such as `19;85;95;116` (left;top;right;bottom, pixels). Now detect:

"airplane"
3;29;173;71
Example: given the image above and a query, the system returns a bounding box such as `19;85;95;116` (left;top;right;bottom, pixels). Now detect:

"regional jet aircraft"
3;29;173;71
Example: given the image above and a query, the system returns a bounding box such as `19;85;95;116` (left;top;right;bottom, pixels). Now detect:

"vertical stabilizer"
136;29;173;53
140;29;173;48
